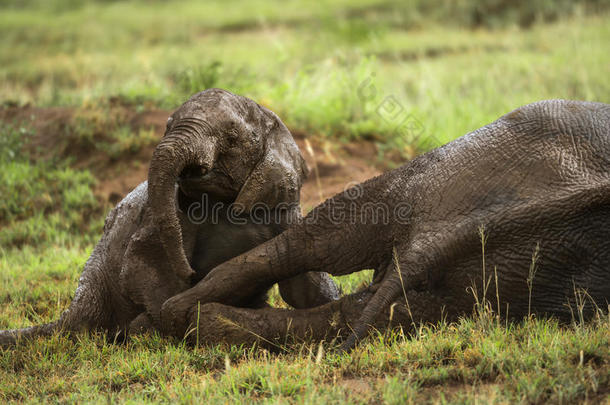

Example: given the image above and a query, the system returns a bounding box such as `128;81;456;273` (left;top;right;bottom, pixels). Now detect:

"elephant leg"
187;289;373;347
160;219;380;337
186;288;446;348
278;272;340;309
120;225;191;330
127;312;156;334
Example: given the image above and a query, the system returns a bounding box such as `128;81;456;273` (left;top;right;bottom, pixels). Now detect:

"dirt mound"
1;105;397;210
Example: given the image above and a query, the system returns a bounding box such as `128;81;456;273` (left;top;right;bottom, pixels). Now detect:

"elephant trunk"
148;122;218;280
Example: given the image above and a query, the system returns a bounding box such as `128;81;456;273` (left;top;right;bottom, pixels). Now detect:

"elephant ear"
234;113;308;213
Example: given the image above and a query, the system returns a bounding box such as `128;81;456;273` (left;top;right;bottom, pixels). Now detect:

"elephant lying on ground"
160;99;610;350
0;89;338;346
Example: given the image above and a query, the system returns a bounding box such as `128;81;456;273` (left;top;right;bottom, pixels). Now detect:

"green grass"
1;1;609;155
0;296;608;402
0;123;103;249
1;1;609;403
1;222;608;403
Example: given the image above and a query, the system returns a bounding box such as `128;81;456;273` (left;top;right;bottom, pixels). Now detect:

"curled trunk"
148;125;218;280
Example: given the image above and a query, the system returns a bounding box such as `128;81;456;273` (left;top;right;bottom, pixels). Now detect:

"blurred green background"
2;0;609;151
2;0;610;324
1;1;610;402
2;0;610;246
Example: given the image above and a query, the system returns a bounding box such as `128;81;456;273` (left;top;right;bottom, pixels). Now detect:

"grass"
0;298;607;402
1;1;610;155
0;1;609;403
0;123;103;249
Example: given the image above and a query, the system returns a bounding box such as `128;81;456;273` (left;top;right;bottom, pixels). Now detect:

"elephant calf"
160;99;610;350
0;89;339;346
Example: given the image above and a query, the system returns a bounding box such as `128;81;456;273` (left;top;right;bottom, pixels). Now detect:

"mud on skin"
160;99;610;351
0;89;339;347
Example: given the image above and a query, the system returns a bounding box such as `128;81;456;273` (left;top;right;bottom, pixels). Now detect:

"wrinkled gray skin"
160;100;610;351
0;89;339;346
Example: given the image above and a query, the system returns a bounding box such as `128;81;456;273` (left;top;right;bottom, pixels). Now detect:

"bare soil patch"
1;105;397;210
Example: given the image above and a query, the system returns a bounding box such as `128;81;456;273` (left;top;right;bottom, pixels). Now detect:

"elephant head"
148;88;308;280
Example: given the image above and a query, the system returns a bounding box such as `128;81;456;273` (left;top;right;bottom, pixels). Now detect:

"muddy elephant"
160;99;610;350
0;89;339;346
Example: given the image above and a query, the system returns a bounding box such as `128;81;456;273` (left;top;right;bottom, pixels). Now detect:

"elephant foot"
184;289;448;348
184;290;370;348
127;312;156;335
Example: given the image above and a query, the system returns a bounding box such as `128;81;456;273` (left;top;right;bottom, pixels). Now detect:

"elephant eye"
226;130;239;147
